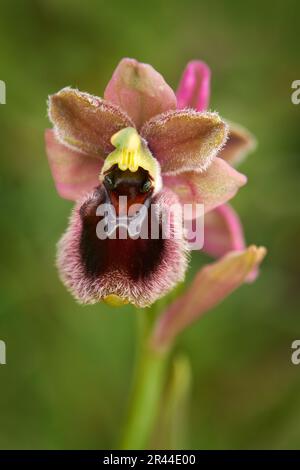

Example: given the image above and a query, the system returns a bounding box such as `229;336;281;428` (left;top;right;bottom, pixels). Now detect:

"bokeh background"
0;0;299;449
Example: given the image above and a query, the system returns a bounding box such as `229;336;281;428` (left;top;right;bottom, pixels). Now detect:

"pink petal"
48;87;133;157
176;60;211;111
141;110;228;175
163;157;247;214
57;187;188;307
104;58;177;130
151;246;267;350
45;129;102;201
218;122;257;166
203;204;245;258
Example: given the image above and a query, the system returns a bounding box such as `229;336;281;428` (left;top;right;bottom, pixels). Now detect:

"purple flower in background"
45;58;266;333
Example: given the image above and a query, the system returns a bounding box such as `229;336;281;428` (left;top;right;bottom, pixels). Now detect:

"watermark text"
291;340;300;365
94;198;204;250
0;80;6;104
0;340;6;365
291;80;300;105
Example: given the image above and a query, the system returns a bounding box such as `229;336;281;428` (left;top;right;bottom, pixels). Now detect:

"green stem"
121;306;169;449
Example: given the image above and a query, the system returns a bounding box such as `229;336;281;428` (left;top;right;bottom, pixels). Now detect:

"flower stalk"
121;305;169;449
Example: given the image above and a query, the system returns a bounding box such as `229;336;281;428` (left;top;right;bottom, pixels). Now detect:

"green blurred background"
0;0;299;449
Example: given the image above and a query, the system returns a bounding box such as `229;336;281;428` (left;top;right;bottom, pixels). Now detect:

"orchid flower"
45;58;264;311
45;58;266;448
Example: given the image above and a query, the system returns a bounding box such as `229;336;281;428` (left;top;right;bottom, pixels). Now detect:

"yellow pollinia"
101;127;162;193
